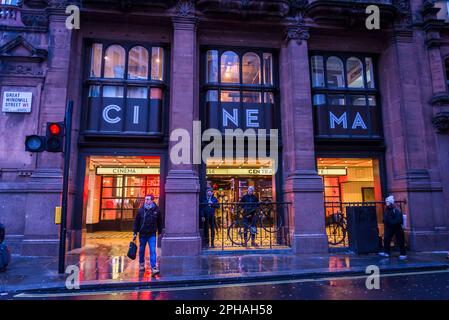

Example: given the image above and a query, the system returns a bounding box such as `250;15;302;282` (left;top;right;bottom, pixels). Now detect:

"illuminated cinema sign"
206;168;273;176
318;168;347;176
96;167;160;175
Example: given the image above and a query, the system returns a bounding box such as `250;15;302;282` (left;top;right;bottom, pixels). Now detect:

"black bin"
346;206;379;254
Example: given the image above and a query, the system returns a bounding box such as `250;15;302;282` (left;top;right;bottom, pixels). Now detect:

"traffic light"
25;135;45;152
45;122;65;152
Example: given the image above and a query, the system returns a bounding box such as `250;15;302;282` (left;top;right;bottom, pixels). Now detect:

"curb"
13;261;449;295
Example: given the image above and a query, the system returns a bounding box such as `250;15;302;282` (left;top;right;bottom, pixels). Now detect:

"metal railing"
200;201;291;250
324;201;406;248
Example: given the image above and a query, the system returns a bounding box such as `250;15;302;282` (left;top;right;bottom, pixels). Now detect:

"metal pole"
58;101;73;274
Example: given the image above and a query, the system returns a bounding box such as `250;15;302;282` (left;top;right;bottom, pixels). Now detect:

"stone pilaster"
160;13;202;264
280;19;328;254
379;24;449;251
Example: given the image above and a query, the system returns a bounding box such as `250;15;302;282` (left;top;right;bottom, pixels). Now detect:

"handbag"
127;240;137;260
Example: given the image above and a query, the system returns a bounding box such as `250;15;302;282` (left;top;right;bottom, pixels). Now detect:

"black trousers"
383;225;406;255
203;215;216;247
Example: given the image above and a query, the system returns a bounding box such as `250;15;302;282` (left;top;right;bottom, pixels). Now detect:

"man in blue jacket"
201;187;219;248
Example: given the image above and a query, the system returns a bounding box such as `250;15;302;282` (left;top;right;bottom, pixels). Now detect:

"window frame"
309;51;382;140
81;39;170;137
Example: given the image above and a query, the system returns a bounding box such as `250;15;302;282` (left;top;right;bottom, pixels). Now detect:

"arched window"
326;56;344;88
242;52;261;84
311;55;325;87
346;57;364;88
128;46;148;79
221;51;240;83
104;45;125;78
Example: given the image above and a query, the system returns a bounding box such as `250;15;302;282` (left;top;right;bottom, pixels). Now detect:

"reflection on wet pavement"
1;235;447;293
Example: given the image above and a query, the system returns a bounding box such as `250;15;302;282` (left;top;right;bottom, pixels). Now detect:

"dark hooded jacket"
133;204;162;237
383;206;403;227
240;194;259;216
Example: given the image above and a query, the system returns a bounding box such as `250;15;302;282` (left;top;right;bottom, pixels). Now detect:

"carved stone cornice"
432;112;449;133
430;92;449;106
393;0;413;31
0;35;48;61
175;0;195;17
20;9;49;28
285;13;309;44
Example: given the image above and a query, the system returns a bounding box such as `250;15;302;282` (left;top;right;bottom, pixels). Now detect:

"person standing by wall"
379;195;407;259
133;194;162;276
201;187;219;248
240;186;260;247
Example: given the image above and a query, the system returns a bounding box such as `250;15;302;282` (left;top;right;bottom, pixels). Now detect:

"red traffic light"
48;123;62;136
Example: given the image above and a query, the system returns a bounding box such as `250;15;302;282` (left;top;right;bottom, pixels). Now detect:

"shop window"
206;50;219;83
1;0;19;5
242;52;261;84
90;43;103;77
104;45;126;78
310;52;380;139
263;53;273;85
221;51;240;83
151;47;164;81
128;46;148;80
326;56;344;88
85;41;167;135
311;55;325;87
346;57;364;88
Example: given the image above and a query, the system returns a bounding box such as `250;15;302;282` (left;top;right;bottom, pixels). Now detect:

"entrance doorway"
202;159;289;250
317;157;383;247
82;156;161;233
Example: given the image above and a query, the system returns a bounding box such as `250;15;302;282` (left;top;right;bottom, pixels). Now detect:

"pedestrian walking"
201;187;219;248
133;194;162;276
379;195;407;259
0;223;11;273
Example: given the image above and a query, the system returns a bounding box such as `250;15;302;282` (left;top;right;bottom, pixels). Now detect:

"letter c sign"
103;105;121;124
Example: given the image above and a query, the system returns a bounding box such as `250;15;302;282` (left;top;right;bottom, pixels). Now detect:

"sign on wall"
96;167;160;175
87;97;162;135
314;105;380;139
2;92;32;113
206;168;273;176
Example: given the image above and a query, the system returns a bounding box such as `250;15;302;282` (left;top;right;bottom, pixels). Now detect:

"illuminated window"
242;52;261;84
221;51;240;83
128;46;148;80
104;45;126;78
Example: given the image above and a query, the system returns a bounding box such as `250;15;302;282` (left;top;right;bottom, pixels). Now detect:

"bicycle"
325;212;347;246
227;202;283;246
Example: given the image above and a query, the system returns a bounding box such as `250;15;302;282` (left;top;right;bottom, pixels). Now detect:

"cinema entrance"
82;156;161;233
201;159;289;250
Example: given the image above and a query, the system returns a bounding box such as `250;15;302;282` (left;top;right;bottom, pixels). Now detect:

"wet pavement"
5;269;449;300
0;237;448;295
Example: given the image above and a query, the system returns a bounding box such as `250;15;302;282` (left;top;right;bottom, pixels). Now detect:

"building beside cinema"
1;0;449;262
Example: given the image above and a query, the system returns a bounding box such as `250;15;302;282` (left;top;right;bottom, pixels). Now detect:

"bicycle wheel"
261;212;283;233
326;221;346;245
227;220;250;246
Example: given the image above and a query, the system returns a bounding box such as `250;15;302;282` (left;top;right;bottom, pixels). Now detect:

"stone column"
379;23;449;250
22;8;73;256
279;22;328;254
160;14;202;262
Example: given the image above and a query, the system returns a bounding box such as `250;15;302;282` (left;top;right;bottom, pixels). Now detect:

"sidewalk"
1;241;448;294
